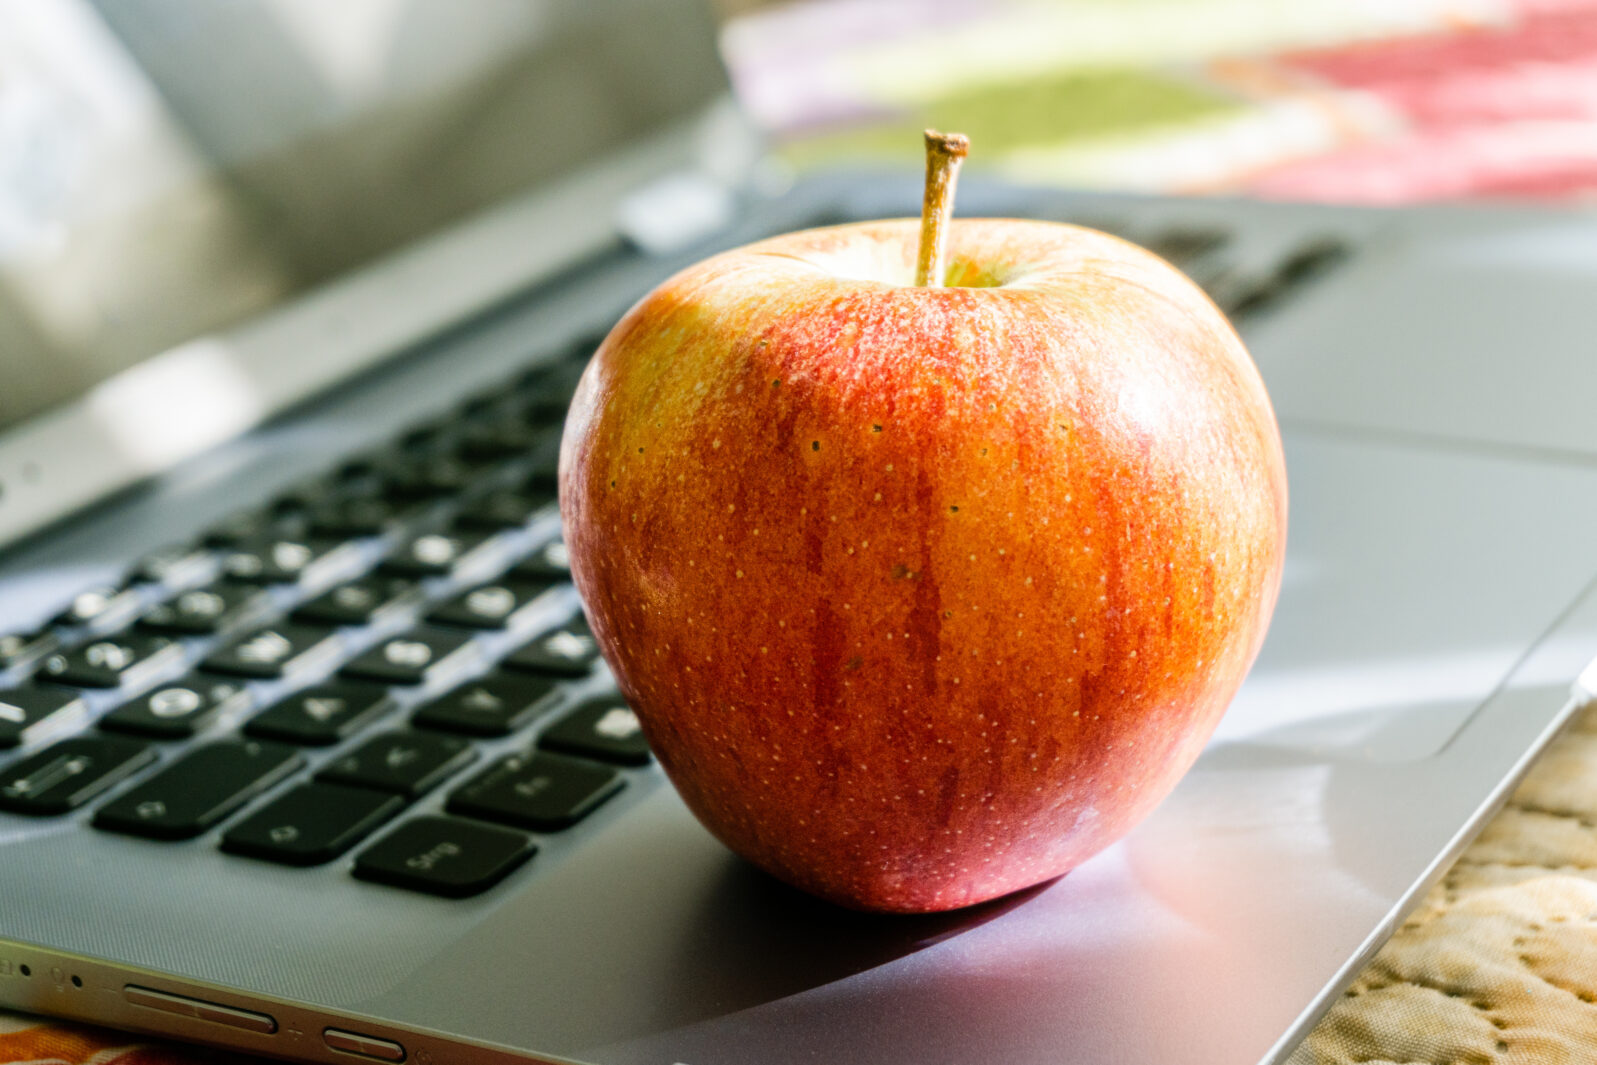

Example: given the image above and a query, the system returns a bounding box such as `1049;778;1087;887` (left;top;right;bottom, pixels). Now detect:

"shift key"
94;740;303;840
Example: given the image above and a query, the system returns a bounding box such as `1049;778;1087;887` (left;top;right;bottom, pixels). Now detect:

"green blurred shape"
781;67;1240;169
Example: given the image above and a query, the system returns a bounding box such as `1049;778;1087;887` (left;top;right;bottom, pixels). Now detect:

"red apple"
560;133;1286;913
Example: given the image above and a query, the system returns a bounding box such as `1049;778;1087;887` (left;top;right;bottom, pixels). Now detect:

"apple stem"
914;129;970;288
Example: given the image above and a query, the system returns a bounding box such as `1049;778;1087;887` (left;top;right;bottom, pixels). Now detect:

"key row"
202;395;565;552
1;692;644;820
1;444;564;673
3;345;584;656
1;525;565;696
0;614;600;749
10;524;576;689
27;460;552;644
0;693;647;896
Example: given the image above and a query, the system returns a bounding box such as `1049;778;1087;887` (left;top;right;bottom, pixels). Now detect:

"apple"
559;132;1286;912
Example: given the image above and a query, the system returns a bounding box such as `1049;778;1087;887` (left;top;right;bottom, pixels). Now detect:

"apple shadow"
652;858;1053;1021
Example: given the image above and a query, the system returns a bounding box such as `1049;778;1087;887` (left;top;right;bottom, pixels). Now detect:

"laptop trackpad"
1210;431;1597;761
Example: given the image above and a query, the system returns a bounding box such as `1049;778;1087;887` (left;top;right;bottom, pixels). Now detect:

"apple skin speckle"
559;218;1286;914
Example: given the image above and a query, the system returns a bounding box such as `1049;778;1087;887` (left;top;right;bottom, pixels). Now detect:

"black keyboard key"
101;677;249;739
307;495;405;538
354;816;533;898
1276;236;1349;285
55;586;139;629
395;419;453;455
518;358;586;403
503;619;598;678
523;455;559;497
455;417;543;461
428;580;552;630
234;536;349;584
508;538;571;582
318;731;475;797
336;452;385;482
245;681;392;746
222;783;403;866
452;492;545;531
457;388;503;418
0;736;155;815
499;371;576;418
382;455;478;500
448;752;622;831
93;740;303;840
39;634;180;688
138;584;261;636
203;623;340;679
517;393;572;428
412;673;557;737
1218;274;1284;319
0;631;56;671
539;697;650;766
267;477;333;517
1145;227;1227;265
342;627;476;685
521;373;579;412
0;688;88;748
293;576;413;627
381;531;493;578
202;507;275;547
221;536;349;585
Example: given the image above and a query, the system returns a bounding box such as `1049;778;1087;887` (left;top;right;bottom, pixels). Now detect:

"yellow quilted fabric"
1293;704;1597;1064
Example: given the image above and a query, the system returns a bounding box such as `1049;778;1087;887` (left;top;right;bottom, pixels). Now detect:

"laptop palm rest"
348;429;1597;1065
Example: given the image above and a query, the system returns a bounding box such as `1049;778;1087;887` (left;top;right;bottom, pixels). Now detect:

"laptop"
4;2;1597;1063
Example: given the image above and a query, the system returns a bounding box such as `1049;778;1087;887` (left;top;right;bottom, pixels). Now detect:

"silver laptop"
5;3;1597;1064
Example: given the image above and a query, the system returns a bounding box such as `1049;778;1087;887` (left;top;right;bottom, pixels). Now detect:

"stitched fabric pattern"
1292;704;1597;1064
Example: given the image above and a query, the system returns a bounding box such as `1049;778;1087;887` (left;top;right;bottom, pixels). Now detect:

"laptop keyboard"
0;213;1349;900
0;349;635;899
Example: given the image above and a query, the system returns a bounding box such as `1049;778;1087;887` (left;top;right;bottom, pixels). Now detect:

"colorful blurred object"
722;0;1597;202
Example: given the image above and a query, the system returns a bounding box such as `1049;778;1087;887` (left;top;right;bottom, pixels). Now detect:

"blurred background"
3;0;1595;425
720;0;1597;203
